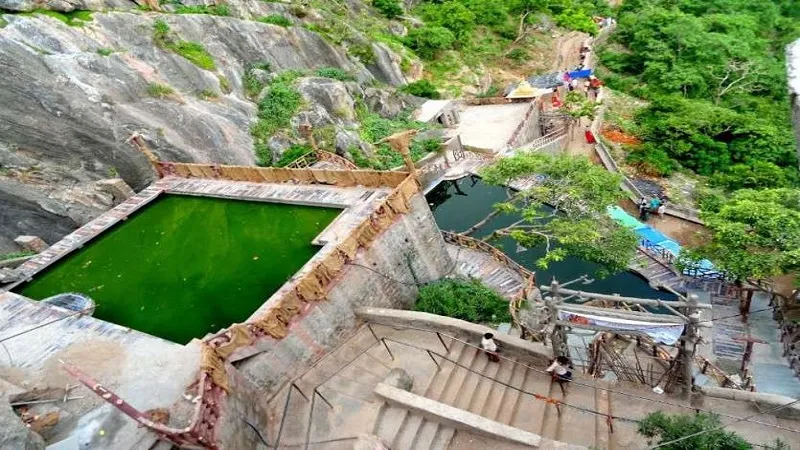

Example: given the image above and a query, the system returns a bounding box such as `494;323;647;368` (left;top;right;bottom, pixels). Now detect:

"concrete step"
594;382;611;450
392;411;424;450
495;363;528;424
480;358;517;419
538;377;559;440
454;353;491;410
555;382;596;448
510;368;551;432
439;341;481;405
373;403;408;443
413;419;455;450
465;355;503;414
425;340;468;400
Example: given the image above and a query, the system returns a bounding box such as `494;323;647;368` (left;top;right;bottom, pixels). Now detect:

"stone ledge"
374;382;544;448
357;307;552;366
696;386;800;420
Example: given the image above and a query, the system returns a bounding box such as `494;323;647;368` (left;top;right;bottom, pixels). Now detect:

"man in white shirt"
481;333;500;362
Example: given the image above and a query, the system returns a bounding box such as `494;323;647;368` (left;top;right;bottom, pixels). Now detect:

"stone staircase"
630;250;684;292
372;338;629;449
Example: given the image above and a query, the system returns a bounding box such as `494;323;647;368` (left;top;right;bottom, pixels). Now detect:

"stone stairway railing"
508;126;568;154
286;149;359;170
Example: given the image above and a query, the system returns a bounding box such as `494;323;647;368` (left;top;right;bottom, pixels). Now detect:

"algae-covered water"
18;195;340;343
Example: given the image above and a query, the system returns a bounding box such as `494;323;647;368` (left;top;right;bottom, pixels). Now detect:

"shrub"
418;1;476;41
0;250;35;261
506;48;527;62
414;278;511;324
257;84;302;132
348;43;376;65
97;48;114;56
710;161;797;191
258;14;293;27
275;145;312;167
153;19;170;42
315;67;356;81
404;26;455;60
243;62;273;99
625;144;679;177
147;83;175;98
254;143;272;167
174;4;230;16
554;8;598;35
400;80;441;99
372;0;403;19
30;9;93;27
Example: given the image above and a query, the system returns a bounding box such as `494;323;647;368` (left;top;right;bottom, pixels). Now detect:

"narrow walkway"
446;244;525;299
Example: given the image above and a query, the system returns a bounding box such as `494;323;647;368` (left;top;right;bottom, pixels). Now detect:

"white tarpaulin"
558;310;685;344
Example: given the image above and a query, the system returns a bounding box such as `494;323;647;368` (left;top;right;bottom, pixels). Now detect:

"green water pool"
17;195;340;343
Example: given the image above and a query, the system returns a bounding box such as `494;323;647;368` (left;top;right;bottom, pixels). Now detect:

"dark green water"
18;195;340;343
427;177;675;300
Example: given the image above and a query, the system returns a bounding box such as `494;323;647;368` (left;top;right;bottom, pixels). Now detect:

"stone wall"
232;192;451;393
507;100;543;148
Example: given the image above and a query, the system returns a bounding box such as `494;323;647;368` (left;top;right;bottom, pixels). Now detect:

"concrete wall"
507;100;542;148
216;363;273;450
232;193;452;395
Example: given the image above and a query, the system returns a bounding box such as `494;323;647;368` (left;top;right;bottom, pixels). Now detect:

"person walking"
481;332;500;362
638;197;649;221
547;355;574;394
657;203;666;218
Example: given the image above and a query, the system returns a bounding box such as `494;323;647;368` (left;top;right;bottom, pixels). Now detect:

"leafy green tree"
418;1;476;40
711;161;798;191
372;0;404;19
555;8;598;35
563;91;601;121
405;25;456;59
638;412;752;449
399;80;441;99
476;153;638;274
686;188;800;281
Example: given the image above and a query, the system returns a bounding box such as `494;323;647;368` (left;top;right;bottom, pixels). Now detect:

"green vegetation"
152;19;216;71
372;0;404;19
146;82;176;98
415;278;511;324
399;80;441;99
197;89;219;100
638;411;790;449
275;144;313;167
243;61;273;99
0;250;35;262
18;195;339;343
353;107;437;169
174;4;231;16
404;26;455;59
683;188;800;282
479;153;638;274
315;67;356;81
258;14;293;27
27;9;93;27
217;74;232;94
600;0;800;182
96;48;114;57
250;71;304;166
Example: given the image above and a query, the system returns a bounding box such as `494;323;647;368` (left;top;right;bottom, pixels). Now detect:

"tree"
372;0;404;19
685;188;800;281
474;153;638;274
638;411;752;449
563;91;601;122
405;26;456;59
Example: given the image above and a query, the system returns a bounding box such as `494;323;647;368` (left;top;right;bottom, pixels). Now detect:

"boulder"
295;77;357;127
334;129;373;157
0;0;135;12
267;134;294;163
387;21;408;38
366;43;406;87
363;87;421;119
94;179;134;205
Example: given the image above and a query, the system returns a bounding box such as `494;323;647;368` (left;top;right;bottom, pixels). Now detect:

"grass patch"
153;20;216;71
174;4;230;16
217;75;232;94
197;89;219;100
0;250;35;262
97;48;114;56
355;106;435;169
250;70;305;165
399;80;440;99
243;61;273;99
27;9;93;26
415;278;511;324
314;67;356;82
258;14;293;27
147;82;176;98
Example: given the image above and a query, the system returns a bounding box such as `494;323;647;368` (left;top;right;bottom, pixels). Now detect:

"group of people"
638;196;667;221
481;333;574;385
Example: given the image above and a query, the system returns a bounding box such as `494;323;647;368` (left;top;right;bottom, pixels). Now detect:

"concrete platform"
453;104;531;151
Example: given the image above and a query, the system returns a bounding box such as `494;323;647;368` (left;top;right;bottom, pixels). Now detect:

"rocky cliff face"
0;4;414;251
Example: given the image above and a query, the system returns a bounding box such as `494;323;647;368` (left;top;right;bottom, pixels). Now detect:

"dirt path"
619;199;708;246
551;31;589;72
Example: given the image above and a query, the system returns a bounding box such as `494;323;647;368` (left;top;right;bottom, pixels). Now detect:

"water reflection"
427;177;675;300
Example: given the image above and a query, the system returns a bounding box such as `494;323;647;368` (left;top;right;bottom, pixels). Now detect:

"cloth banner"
567;69;593;79
558;310;684;344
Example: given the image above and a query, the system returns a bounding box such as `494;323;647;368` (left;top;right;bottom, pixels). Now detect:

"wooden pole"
381;130;419;175
548;279;569;357
540;286;712;309
680;294;699;399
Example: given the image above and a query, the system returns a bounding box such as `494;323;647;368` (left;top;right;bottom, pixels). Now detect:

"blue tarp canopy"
638;227;671;246
567;69;593;79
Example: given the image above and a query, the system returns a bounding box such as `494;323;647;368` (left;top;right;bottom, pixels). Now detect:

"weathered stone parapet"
695;385;800;420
